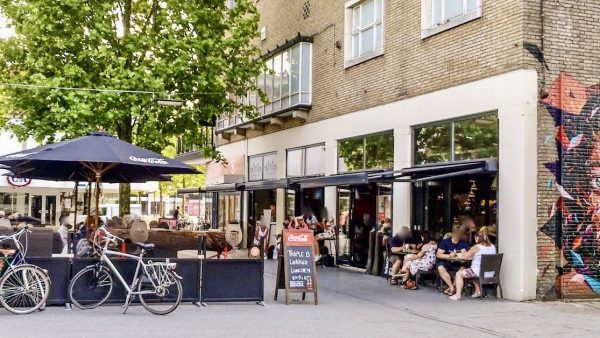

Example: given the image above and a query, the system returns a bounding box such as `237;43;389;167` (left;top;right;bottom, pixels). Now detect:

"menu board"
274;230;318;305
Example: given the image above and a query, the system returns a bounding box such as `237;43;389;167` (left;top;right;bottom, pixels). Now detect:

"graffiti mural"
540;72;600;297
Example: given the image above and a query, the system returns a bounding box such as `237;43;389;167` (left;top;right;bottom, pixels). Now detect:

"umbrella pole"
95;173;101;229
73;182;78;230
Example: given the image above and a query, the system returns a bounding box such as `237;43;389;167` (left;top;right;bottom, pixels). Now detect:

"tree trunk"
119;183;131;217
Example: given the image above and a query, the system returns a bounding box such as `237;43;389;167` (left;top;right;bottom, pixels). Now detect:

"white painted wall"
215;70;539;301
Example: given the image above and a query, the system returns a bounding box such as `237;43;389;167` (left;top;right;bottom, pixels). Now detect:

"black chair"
467;253;503;299
415;268;436;287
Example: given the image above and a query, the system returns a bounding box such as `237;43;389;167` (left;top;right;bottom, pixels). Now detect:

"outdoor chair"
465;253;503;299
415;268;436;287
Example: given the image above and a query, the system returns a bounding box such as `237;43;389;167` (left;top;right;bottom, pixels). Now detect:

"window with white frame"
286;144;326;177
345;0;384;67
248;152;278;181
421;0;482;39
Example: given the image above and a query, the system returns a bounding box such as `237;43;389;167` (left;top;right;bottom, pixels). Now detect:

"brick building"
180;1;600;301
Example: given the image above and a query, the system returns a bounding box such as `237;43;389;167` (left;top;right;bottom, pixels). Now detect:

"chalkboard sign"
274;230;318;305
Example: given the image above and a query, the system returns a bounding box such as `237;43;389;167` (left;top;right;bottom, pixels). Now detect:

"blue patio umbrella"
0;131;200;226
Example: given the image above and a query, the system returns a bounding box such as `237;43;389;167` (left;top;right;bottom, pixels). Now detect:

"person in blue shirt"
388;226;415;285
436;225;470;295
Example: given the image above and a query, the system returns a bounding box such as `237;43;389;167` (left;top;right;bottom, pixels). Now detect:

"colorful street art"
541;72;600;297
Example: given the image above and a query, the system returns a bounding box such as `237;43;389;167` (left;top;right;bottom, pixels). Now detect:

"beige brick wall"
220;0;525;144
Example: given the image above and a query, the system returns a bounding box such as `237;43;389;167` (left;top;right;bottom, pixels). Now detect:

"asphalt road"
2;261;600;338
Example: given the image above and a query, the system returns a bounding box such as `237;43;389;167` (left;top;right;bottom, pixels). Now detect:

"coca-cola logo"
287;233;309;243
129;156;168;165
6;177;32;187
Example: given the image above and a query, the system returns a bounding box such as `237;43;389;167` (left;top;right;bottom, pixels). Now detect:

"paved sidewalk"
2;260;599;338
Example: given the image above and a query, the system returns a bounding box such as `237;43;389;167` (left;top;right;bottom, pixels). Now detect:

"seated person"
450;226;497;300
436;225;470;295
388;226;414;285
460;215;478;246
397;231;438;288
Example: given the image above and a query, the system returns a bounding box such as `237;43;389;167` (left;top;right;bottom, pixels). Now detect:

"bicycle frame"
0;227;30;272
92;226;178;298
99;249;162;296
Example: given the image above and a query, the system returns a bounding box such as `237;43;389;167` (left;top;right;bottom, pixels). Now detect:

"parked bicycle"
0;225;51;314
68;225;183;315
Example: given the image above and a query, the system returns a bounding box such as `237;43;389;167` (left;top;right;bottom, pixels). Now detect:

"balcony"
175;126;214;164
217;39;313;136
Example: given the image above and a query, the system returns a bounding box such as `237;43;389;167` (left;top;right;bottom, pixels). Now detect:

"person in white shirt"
57;216;70;255
450;226;497;301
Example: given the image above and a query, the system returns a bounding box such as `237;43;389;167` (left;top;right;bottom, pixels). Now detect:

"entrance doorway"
412;174;497;241
248;189;276;248
31;195;43;223
45;195;57;225
337;183;392;268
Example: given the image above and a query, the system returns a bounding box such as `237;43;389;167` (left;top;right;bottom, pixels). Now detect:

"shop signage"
274;229;318;305
6;177;32;187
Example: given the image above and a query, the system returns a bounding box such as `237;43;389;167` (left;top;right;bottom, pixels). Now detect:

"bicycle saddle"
135;242;155;251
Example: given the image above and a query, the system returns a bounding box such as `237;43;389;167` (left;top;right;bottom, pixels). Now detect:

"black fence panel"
201;259;263;302
26;257;70;305
71;258;200;304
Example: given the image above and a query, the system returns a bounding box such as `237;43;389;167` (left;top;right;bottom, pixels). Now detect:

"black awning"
239;179;291;191
176;187;206;194
205;183;240;192
391;159;498;182
292;172;370;189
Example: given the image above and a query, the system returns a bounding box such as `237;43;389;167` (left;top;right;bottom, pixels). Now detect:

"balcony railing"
217;40;313;132
176;126;214;156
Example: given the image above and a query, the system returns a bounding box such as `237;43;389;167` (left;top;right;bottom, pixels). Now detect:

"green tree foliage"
0;0;263;214
159;142;204;197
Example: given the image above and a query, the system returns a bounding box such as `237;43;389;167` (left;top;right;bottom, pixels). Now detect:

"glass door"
337;187;352;264
45;195;57;225
31;195;43;223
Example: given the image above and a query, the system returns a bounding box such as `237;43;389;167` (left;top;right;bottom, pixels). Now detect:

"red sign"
6;177;32;187
283;230;314;247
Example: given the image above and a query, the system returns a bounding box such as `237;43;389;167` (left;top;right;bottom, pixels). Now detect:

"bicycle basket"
143;261;178;287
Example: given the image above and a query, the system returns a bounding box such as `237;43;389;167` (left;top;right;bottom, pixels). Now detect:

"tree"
156;143;204;216
0;0;263;216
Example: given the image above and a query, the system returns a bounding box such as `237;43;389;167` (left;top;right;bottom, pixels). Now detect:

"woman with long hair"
449;226;496;300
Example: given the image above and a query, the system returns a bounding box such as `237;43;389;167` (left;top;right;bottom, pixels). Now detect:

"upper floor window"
345;0;384;68
338;131;393;173
413;113;498;165
248;152;278;181
421;0;482;39
287;144;326;177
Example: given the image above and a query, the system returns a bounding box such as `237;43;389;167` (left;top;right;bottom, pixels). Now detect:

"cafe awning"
386;159;498;183
291;171;394;189
238;179;292;191
205;183;240;192
176;187;206;194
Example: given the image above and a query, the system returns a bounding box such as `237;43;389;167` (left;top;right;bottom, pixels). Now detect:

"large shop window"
414;113;498;165
421;0;482;39
338;131;394;173
286;144;326;177
248;152;278;181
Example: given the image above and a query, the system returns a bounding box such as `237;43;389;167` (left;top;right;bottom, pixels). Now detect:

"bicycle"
0;225;51;314
68;225;183;315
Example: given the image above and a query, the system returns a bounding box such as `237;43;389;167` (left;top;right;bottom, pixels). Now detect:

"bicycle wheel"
69;265;113;309
138;270;182;315
0;265;50;314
